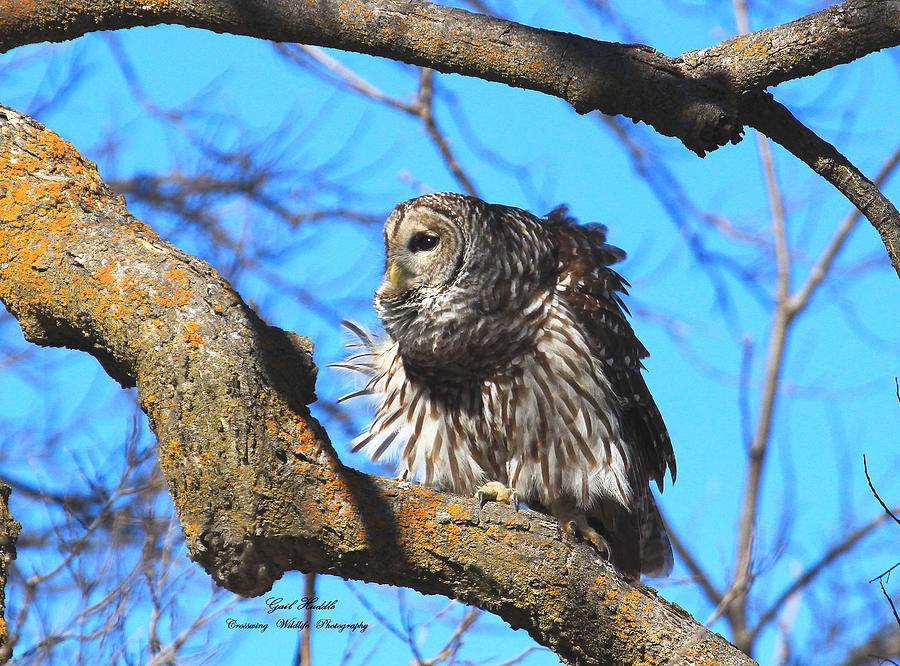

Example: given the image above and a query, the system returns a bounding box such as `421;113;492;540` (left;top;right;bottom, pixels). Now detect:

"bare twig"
864;456;900;528
413;69;479;197
0;483;21;663
276;45;478;195
879;579;900;630
663;512;724;610
752;508;900;639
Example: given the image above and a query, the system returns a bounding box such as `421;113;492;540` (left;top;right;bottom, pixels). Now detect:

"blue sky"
1;3;898;664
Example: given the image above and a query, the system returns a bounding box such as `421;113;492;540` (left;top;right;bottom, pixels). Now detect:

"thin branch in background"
295;573;316;666
752;507;900;640
596;113;767;321
756;130;790;300
743;91;900;278
862;456;900;633
789;148;900;316
274;44;479;196
419;606;480;666
738;336;754;449
878;577;900;632
725;0;794;651
343;583;407;644
661;510;724;610
871;562;900;585
398;590;427;666
864;456;900;528
413;68;479;197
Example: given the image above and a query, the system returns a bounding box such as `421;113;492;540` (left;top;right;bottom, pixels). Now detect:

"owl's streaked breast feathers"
336;193;676;577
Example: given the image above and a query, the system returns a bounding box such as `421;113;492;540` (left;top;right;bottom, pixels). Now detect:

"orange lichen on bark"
291;415;320;455
733;35;769;59
446;503;471;521
0;115;169;345
183;322;204;347
153;266;192;307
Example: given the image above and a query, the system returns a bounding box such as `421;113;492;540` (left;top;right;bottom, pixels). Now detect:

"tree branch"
684;0;900;91
837;624;900;666
0;0;897;158
751;507;900;641
0;482;20;664
0;105;756;664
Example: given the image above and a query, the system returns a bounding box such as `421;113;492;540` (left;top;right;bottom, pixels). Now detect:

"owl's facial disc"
378;205;463;299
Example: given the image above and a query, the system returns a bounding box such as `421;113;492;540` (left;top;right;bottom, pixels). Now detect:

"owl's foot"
551;500;611;562
476;481;518;511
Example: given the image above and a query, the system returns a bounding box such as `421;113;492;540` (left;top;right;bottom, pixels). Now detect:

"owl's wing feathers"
543;208;676;492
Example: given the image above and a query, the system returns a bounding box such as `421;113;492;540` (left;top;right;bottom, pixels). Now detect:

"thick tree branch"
684;0;900;91
0;483;20;664
0;0;897;158
0;106;755;664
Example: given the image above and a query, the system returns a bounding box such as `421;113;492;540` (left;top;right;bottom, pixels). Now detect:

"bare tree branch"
791;148;900;314
684;0;900;91
274;46;478;196
752;508;900;640
864;455;900;528
0;0;896;157
295;573;316;666
0;105;757;665
663;512;725;610
837;624;900;666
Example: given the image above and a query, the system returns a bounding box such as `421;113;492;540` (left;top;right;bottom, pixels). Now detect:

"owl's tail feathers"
639;493;674;578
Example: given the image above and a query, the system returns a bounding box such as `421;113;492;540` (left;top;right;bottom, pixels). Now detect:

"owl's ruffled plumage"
337;193;676;577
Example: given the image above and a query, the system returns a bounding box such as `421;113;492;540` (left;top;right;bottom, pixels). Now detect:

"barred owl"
337;193;676;577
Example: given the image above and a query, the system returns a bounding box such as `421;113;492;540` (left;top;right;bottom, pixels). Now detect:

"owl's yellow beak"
388;262;402;290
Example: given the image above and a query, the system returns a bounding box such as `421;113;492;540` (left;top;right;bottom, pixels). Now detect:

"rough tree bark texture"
0;483;20;664
0;0;897;273
0;106;757;665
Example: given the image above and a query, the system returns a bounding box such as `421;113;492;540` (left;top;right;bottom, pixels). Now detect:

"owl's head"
376;193;480;301
374;193;554;373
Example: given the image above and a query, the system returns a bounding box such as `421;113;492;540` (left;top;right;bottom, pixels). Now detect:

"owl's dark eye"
408;231;440;253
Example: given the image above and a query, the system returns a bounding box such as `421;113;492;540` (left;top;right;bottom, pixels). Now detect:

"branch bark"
0;105;757;664
0;483;20;664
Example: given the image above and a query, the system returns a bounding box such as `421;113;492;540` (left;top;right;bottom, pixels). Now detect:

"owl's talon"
552;500;612;562
475;481;518;511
